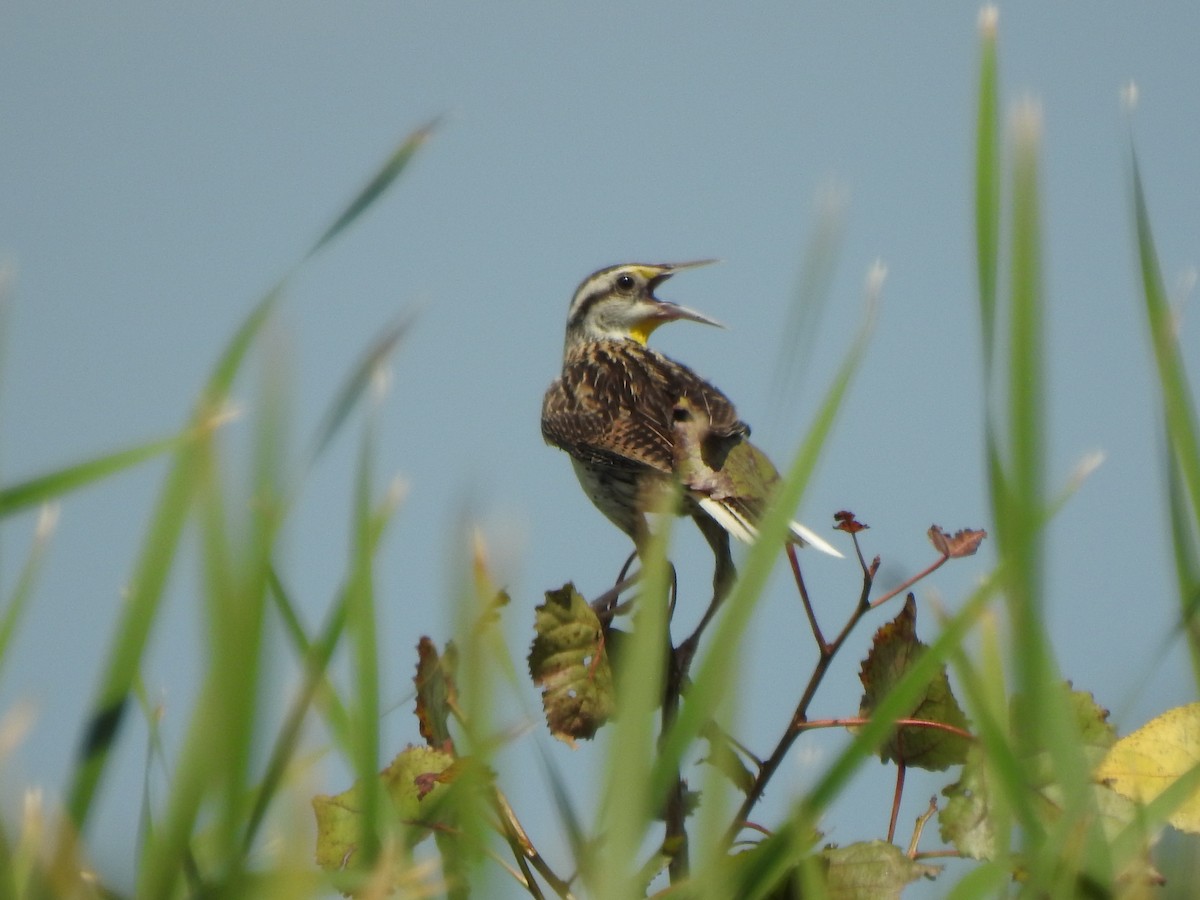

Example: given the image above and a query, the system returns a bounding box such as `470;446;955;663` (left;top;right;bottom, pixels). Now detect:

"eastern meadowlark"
541;261;841;595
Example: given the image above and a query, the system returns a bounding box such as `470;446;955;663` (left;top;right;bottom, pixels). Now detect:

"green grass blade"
0;507;58;682
244;585;349;855
535;742;588;871
1132;149;1200;513
215;355;286;862
1130;144;1200;676
975;8;1009;550
975;7;1001;376
0;429;207;518
306;316;413;465
0;834;14;900
307;119;437;260
59;113;430;841
268;567;353;743
656;267;877;805
62;291;278;834
592;496;675;897
795;570;998;822
62;429;205;832
769;190;844;406
140;340;293;894
1167;451;1200;678
947;610;1038;846
246;458;406;862
1002;101;1078;888
345;415;383;865
1003;100;1048;655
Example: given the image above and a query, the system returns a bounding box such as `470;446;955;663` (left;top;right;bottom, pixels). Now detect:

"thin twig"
727;539;969;844
726;554;879;840
907;797;939;858
492;787;576;899
869;554;949;609
887;762;906;844
793;717;975;742
787;543;826;652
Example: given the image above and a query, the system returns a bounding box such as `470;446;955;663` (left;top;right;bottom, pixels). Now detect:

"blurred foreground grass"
0;12;1198;899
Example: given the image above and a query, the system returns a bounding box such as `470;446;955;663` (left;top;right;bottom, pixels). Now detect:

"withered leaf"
835;510;869;534
413;637;457;751
927;525;987;558
528;583;614;745
858;596;971;770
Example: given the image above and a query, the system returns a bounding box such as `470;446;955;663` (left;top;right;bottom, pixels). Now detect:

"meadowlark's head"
563;260;722;352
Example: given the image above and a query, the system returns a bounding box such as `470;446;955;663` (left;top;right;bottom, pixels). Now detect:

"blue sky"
2;2;1199;893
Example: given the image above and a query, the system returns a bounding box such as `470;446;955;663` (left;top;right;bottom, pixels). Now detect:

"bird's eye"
615;273;637;292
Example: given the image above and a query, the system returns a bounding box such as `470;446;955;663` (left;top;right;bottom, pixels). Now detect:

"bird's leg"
591;548;678;632
615;549;638;587
590;550;641;623
589;573;640;623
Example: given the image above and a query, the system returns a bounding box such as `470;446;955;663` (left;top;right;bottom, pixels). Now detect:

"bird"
540;260;841;599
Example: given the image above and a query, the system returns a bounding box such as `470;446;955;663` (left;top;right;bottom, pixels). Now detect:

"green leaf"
1011;684;1114;756
721;821;823;899
942;685;1159;886
940;744;999;859
528;584;614;744
1019;689;1159;889
701;723;756;795
822;840;941;899
857;596;971;771
312;745;455;872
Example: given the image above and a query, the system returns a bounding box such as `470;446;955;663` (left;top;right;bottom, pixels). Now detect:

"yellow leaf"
1096;702;1200;834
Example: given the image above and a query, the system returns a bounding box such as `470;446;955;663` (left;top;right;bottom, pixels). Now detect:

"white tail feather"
697;497;758;544
697;498;843;558
787;520;843;558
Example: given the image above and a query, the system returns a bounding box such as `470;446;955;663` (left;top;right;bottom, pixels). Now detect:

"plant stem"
887;762;906;843
788;544;827;652
492;788;575;899
727;546;880;840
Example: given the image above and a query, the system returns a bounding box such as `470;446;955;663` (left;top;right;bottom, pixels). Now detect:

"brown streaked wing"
541;340;747;475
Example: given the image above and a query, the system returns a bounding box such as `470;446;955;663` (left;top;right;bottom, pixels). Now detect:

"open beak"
647;259;724;328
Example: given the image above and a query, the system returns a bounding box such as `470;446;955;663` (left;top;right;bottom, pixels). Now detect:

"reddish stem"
869;554;949;609
788;543;826;652
887;762;906;844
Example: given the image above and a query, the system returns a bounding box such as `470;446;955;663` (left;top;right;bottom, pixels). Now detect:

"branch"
491;788;576;899
869;553;950;609
726;537;887;841
887;763;907;844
